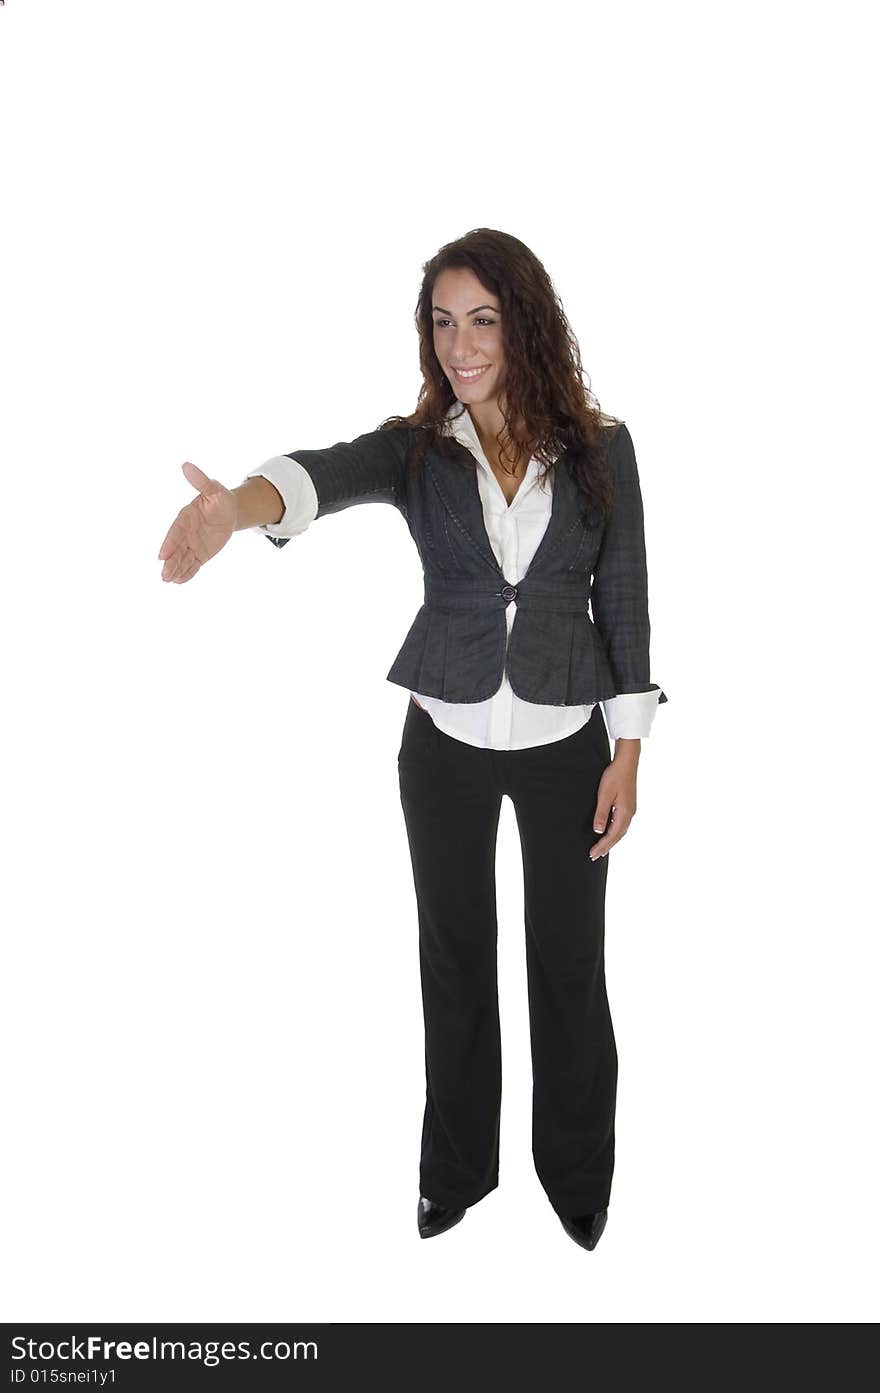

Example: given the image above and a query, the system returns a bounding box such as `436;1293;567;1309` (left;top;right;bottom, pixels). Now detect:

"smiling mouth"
451;365;491;381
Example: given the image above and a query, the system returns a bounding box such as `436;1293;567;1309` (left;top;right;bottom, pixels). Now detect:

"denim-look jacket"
263;422;667;709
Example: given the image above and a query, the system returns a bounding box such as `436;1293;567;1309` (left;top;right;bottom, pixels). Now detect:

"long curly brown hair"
379;227;620;522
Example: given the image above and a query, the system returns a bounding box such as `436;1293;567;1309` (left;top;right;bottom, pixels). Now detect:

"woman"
158;228;667;1251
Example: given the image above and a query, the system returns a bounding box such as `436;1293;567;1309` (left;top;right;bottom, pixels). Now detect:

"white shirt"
241;403;662;750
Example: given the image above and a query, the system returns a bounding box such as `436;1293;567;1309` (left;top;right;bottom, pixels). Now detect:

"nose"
449;326;479;362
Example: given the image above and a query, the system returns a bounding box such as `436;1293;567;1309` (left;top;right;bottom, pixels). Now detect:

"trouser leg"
397;700;504;1210
505;706;617;1217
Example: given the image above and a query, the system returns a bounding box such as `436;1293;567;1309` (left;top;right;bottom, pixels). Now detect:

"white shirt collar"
442;401;556;476
442;401;480;450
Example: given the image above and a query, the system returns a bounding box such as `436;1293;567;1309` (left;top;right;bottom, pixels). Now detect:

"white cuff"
602;689;663;740
241;456;319;538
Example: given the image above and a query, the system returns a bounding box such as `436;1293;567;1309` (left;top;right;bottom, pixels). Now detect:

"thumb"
181;460;217;494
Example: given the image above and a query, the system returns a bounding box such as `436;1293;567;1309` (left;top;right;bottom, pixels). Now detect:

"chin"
450;374;497;400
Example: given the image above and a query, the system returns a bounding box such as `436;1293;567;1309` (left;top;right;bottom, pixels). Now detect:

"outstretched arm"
237;426;412;550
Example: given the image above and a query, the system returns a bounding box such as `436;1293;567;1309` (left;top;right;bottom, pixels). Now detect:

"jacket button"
501;584;517;601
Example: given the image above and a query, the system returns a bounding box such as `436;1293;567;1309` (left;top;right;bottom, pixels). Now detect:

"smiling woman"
431;278;513;470
158;226;667;1252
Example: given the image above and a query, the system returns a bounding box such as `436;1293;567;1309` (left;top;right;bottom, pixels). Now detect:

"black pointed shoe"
417;1195;467;1239
559;1208;608;1251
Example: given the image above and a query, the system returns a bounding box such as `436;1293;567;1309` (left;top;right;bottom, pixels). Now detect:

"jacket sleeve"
242;426;411;551
590;422;667;707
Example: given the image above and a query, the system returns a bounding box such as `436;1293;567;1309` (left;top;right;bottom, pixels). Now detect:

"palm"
158;461;237;584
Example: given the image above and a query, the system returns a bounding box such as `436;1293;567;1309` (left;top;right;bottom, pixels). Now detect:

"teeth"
454;366;489;379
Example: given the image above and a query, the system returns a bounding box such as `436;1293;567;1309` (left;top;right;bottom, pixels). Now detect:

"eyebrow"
431;304;500;316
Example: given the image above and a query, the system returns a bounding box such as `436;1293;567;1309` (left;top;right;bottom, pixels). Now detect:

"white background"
1;0;876;1323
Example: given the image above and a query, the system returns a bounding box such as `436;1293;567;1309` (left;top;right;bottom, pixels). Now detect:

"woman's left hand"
589;746;639;860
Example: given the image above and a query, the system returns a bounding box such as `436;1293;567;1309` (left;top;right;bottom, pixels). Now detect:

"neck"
465;397;530;473
464;396;507;443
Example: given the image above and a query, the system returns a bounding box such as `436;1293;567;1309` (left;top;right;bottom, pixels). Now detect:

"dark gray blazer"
263;422;667;709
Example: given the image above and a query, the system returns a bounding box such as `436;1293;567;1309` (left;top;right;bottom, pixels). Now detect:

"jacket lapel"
424;442;504;576
522;451;583;576
424;438;582;581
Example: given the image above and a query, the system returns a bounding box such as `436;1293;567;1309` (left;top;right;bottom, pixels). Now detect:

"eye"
433;318;497;329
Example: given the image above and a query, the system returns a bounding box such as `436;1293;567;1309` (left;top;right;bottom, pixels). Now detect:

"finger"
589;808;632;861
158;515;186;563
159;539;181;581
174;554;202;584
592;791;613;836
161;539;194;583
176;549;202;583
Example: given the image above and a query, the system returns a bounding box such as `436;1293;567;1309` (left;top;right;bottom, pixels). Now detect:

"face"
431;267;506;405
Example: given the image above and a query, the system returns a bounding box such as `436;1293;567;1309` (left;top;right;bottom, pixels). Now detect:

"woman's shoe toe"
417;1195;467;1238
559;1208;608;1250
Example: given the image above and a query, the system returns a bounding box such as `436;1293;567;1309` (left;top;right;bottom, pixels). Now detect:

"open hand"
158;462;237;584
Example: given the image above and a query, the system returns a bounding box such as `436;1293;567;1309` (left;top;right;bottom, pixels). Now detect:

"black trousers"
397;695;617;1219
